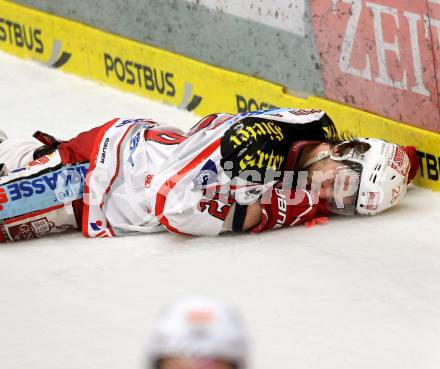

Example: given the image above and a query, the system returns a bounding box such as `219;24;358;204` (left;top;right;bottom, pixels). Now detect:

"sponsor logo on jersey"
89;220;109;238
221;117;291;179
127;132;141;167
144;174;154;188
192;160;218;188
238;150;285;172
100;137;110;164
228;120;284;148
90;220;103;232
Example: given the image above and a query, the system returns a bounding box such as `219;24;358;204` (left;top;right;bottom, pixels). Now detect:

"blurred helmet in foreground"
148;297;248;369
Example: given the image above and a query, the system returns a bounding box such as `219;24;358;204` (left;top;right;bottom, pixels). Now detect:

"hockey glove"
251;182;319;233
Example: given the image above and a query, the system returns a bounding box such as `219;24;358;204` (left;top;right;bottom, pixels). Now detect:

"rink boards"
1;0;440;191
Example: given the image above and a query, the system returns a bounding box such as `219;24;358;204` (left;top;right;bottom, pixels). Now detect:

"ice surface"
0;51;439;369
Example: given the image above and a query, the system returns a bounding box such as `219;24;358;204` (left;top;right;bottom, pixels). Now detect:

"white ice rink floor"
1;51;440;369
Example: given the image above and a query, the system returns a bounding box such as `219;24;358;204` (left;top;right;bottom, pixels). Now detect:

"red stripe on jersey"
101;125;137;205
155;137;222;235
82;118;119;237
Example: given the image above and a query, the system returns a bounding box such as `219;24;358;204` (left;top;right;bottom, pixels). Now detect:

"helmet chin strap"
300;150;330;169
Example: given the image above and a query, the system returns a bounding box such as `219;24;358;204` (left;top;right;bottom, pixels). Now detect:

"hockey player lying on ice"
0;108;418;242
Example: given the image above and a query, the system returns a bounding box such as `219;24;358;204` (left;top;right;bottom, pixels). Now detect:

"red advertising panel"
310;0;440;132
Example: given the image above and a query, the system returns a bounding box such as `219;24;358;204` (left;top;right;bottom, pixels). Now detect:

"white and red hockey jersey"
83;108;337;237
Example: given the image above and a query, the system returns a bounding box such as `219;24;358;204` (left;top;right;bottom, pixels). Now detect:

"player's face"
307;157;360;215
158;357;235;369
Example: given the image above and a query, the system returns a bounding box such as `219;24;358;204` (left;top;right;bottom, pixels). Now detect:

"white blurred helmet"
328;138;414;215
148;297;248;369
0;128;7;143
